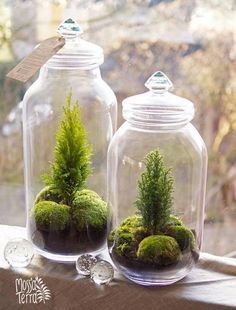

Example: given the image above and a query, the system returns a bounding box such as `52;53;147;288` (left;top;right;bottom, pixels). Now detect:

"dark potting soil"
30;223;107;255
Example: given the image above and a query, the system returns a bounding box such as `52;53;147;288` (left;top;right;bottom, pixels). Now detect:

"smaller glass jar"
107;71;208;286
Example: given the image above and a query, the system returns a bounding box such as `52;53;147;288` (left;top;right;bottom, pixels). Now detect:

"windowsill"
0;225;236;309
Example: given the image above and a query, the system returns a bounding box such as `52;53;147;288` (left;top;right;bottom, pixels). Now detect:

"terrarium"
107;71;207;285
23;19;117;261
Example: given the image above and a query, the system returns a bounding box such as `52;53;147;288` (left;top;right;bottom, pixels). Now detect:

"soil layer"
30;223;107;255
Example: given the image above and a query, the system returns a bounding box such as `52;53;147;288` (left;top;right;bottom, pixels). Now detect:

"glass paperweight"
107;71;208;286
23;18;117;262
4;238;34;268
76;254;98;276
90;260;114;285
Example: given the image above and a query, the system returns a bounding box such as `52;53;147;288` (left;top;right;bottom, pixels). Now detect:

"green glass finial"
145;71;173;92
57;18;83;37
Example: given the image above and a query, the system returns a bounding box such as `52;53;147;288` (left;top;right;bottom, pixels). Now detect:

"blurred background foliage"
0;0;235;255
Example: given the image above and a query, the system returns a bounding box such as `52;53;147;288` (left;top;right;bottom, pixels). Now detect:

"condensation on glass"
107;71;207;285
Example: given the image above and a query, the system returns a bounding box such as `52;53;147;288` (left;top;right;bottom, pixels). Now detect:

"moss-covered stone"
34;186;60;204
137;235;181;266
33;201;70;231
72;192;107;231
165;225;196;251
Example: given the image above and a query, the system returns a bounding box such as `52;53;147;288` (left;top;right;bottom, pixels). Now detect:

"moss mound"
119;215;143;230
165;225;196;251
108;215;142;243
137;235;181;266
109;215;145;240
117;215;144;236
33;188;108;233
34;186;60;204
110;215;148;259
115;230;145;259
33;201;70;231
74;189;101;200
72;192;107;231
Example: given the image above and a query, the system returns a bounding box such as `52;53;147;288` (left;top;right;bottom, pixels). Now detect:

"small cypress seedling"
135;149;174;235
43;93;92;205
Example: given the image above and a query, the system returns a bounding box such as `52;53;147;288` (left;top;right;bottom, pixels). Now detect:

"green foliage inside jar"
109;149;198;267
31;93;107;254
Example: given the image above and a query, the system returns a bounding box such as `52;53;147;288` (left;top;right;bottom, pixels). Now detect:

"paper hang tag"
6;36;65;83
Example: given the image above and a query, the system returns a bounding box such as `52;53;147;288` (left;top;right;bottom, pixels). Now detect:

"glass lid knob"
145;71;173;93
57;18;83;38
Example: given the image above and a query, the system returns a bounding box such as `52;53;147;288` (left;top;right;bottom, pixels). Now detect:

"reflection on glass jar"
107;71;207;285
23;19;117;261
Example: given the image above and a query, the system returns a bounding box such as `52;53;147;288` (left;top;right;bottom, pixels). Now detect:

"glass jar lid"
122;71;195;127
46;18;104;69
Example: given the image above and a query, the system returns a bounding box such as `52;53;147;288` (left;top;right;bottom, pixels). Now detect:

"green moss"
117;216;148;244
166;215;183;227
72;192;107;231
110;216;148;259
115;231;137;258
117;215;143;233
120;215;142;227
116;243;131;256
137;235;181;266
33;201;70;231
116;232;134;245
73;189;101;200
108;229;116;243
133;226;149;243
165;225;196;251
34;186;60;204
108;215;142;244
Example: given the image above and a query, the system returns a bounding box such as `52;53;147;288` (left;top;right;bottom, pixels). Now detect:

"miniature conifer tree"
135;149;174;235
43;93;92;205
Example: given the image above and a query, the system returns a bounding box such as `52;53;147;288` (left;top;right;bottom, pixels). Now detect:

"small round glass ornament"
4;238;34;268
76;254;98;276
90;260;114;285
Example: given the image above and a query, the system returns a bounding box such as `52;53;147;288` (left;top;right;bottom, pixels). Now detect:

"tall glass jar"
23;19;117;261
107;71;207;285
